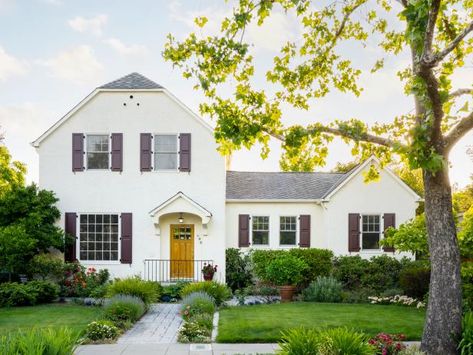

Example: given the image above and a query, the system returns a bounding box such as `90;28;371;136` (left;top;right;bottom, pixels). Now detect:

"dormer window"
154;134;178;170
86;135;109;169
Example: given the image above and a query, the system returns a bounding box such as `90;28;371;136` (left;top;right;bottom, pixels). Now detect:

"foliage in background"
28;254;64;281
453;178;473;214
462;263;473;312
458;207;473;259
180;281;231;306
225;248;253;292
0;144;26;197
0;185;64;278
106;277;161;305
160;281;190;302
302;276;343;303
180;291;216;321
0;327;79;355
382;215;428;257
103;295;145;329
399;264;431;299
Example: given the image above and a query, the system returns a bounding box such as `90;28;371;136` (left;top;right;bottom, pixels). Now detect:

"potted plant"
202;263;217;281
265;254;308;302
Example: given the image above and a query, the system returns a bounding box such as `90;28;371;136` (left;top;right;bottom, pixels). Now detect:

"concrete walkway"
117;303;183;344
75;343;278;355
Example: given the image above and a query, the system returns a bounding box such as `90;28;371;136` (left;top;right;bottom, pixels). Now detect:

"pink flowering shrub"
369;333;406;355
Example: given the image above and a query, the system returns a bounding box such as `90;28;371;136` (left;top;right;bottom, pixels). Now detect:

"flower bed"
368;295;425;308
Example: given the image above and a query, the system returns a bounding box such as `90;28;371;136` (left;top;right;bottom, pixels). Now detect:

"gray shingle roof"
226;171;350;200
99;72;164;90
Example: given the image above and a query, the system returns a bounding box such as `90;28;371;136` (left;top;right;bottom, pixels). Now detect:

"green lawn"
217;302;425;343
0;303;103;337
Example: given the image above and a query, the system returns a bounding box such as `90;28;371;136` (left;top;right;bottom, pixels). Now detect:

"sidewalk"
75;343;279;355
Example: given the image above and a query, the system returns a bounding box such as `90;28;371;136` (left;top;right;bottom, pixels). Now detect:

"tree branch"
422;0;441;60
430;20;473;65
444;111;473;151
450;88;473;98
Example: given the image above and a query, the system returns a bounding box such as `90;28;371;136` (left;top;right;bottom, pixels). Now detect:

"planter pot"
279;285;296;302
203;274;214;281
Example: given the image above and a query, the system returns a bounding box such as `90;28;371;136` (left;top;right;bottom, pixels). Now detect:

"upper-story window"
252;216;269;246
280;216;297;246
362;215;380;250
154;134;178;170
86;135;109;169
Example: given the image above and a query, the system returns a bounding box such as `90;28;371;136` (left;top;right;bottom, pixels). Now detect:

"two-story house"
32;73;421;282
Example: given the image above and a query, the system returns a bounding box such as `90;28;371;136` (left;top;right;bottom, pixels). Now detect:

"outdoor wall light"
178;213;184;224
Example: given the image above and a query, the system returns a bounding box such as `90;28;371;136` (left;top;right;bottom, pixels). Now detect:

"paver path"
117;303;182;344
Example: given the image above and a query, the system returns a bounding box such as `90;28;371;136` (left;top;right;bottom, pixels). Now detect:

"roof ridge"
226;170;345;175
99;72;164;90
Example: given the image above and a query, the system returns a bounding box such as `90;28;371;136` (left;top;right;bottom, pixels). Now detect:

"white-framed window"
86;134;109;170
252;216;269;245
79;214;119;261
361;215;381;250
154;134;178;170
280;216;297;246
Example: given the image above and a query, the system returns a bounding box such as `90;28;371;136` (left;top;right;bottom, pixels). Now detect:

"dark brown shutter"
72;133;84;172
140;133;152;172
64;213;77;262
179;133;191;172
238;214;250;247
383;213;396;252
111;133;123;172
121;213;132;263
348;213;361;252
299;215;311;247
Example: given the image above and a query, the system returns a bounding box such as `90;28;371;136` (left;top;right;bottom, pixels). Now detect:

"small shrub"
0;282;36;307
459;312;473;355
188;313;213;331
333;256;370;290
0;327;79;355
265;253;308;286
181;291;216;321
225;248;253;292
380;288;405;298
361;255;404;293
317;327;374;355
369;333;406;354
462;263;473;312
399;266;430;299
303;276;342;303
341;288;373;304
279;327;320;355
252;249;333;287
177;320;211;343
85;320;119;341
103;294;146;328
161;281;190;302
180;281;231;306
27;280;59;304
28;253;64;281
106;277;161;305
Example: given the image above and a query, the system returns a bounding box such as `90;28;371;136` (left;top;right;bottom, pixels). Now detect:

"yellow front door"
170;224;194;279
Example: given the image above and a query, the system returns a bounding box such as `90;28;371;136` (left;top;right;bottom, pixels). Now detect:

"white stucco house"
32;73;421;282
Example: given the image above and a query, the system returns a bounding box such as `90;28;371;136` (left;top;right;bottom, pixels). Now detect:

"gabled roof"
226;156;422;201
226;171;348;200
31;73;213;147
99;72;164;90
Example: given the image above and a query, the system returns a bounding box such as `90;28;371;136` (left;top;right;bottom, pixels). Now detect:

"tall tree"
164;0;473;352
0;133;26;195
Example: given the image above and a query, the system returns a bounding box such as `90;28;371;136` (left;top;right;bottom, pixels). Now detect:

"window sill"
78;260;122;265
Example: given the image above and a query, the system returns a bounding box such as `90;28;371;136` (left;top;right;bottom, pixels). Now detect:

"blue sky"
0;0;472;188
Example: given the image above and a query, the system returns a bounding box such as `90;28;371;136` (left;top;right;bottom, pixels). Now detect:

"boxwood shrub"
0;281;59;307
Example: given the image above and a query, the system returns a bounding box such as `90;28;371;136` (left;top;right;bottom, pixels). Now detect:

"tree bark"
421;165;462;355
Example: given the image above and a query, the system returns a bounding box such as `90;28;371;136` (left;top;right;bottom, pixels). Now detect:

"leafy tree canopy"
453;176;473;213
0;144;26;196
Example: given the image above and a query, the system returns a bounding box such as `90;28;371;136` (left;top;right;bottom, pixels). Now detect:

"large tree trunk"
421;165;462;354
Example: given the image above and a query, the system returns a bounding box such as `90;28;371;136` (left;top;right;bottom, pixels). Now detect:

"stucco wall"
36;90;226;279
225;202;325;250
322;163;418;259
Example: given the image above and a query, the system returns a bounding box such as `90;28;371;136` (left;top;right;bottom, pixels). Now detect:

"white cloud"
68;14;108;36
41;45;103;85
41;0;63;5
104;38;149;56
0;46;28;81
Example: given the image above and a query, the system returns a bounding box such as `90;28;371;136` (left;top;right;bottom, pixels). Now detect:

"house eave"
225;198;325;203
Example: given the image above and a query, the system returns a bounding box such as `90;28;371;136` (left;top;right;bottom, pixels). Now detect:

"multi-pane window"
280;216;297;245
362;215;380;250
79;214;119;261
87;135;109;169
154;134;178;170
252;216;269;245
